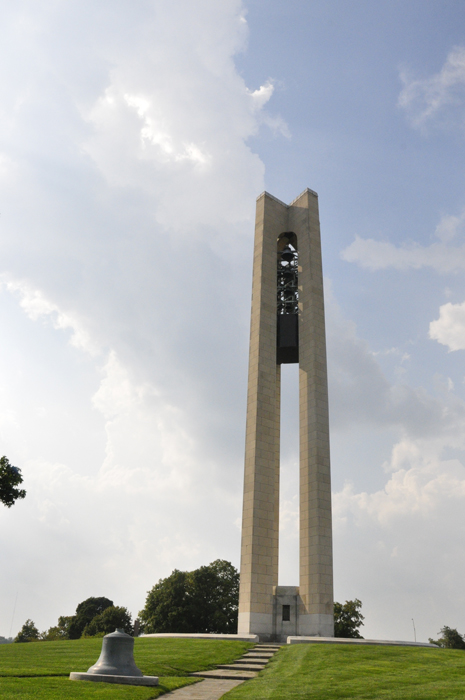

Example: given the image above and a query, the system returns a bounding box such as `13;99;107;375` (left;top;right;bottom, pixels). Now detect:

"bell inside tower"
277;233;299;365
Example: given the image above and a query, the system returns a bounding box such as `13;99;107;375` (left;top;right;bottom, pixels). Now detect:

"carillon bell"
69;629;159;687
280;246;295;262
87;629;143;677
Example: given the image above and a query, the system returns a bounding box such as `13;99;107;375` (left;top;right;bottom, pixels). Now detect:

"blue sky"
1;0;465;643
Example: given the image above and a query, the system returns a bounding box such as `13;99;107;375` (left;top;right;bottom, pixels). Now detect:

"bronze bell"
280;246;294;262
87;629;143;677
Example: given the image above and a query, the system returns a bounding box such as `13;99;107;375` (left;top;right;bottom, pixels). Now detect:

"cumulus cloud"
272;287;465;638
429;301;465;351
398;45;465;129
0;0;290;633
0;275;101;355
333;439;465;640
325;285;465;441
323;289;465;638
341;211;465;272
1;0;464;645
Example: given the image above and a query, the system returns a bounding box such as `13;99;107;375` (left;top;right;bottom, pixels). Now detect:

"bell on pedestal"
69;629;158;687
87;628;143;676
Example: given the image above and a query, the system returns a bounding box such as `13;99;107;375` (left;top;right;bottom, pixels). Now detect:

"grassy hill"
223;643;465;700
1;637;464;700
0;636;251;699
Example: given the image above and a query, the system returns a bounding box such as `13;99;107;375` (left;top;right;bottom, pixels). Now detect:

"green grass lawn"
0;637;253;699
223;644;465;700
0;676;197;699
4;638;464;700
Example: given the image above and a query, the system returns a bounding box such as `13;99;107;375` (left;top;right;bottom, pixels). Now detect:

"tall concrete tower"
238;188;334;641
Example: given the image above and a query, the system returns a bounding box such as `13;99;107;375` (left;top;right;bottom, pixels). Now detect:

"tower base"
238;586;334;642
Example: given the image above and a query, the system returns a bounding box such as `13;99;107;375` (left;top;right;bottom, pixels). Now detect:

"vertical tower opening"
277;232;299;585
277;233;299;365
278;363;299;585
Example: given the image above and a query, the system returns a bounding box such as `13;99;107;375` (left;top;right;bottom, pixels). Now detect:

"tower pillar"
238;189;334;641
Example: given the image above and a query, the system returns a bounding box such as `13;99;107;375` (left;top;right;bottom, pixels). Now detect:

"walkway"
161;644;281;700
161;678;244;700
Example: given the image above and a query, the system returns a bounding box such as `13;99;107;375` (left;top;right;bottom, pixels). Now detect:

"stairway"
190;643;281;681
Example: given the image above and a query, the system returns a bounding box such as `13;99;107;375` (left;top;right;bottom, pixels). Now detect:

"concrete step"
253;646;281;651
188;641;280;683
217;663;266;671
190;669;258;681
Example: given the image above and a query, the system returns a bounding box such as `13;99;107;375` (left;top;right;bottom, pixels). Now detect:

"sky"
1;0;465;644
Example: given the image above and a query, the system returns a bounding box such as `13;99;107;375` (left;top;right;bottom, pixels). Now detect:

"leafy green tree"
139;559;239;634
334;599;364;638
429;626;465;649
83;606;133;636
140;569;192;633
41;615;74;641
14;619;40;643
68;597;114;639
190;560;239;634
0;456;26;508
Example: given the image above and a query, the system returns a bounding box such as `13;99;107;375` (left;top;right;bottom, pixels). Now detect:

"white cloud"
334;448;465;529
0;276;100;355
341;236;465;272
398;45;465;128
248;80;275;111
341;211;465;272
1;0;464;646
429;300;465;351
276;288;465;638
333;439;465;639
0;0;280;635
325;284;465;441
435;211;465;242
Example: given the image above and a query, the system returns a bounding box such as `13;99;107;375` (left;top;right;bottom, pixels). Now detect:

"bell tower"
238;188;334;641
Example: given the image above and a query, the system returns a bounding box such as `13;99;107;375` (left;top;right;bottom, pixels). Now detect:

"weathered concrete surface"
287;637;438;647
161;679;244;699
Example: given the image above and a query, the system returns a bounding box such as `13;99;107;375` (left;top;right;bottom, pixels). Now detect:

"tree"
14;620;40;643
83;606;133;636
0;456;26;508
43;599;133;640
67;597;114;639
41;616;74;641
139;559;239;634
334;599;364;638
140;569;194;634
429;626;465;649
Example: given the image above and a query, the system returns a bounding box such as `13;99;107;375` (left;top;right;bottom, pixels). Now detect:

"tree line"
5;456;463;648
15;596;133;642
15;559;364;641
13;558;465;646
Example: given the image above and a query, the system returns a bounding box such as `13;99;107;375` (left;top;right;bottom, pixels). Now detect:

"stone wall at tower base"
238;586;334;642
